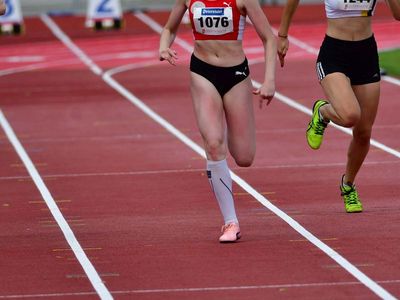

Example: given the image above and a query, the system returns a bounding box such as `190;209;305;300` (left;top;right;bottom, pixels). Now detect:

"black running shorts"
316;35;381;85
190;54;250;97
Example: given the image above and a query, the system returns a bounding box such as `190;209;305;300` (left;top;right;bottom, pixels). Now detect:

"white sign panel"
87;0;122;20
0;0;23;24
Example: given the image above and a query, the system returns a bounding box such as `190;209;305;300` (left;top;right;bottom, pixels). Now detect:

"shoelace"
341;187;359;205
314;119;328;135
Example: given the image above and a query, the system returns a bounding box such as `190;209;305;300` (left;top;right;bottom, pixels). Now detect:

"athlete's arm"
242;0;277;106
159;0;187;65
386;0;400;20
0;0;6;16
277;0;300;67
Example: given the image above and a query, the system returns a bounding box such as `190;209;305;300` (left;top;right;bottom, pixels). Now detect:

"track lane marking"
1;279;400;298
0;111;113;300
0;158;398;181
41;12;397;300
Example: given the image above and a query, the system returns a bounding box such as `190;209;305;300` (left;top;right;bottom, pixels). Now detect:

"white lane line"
0;111;113;300
114;279;400;294
40;14;103;76
1;279;400;298
41;11;397;300
382;75;400;86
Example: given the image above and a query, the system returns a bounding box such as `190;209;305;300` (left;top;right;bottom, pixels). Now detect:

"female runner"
277;0;400;212
160;0;277;242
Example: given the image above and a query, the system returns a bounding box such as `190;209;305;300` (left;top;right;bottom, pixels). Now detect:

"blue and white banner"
0;0;23;24
86;0;122;26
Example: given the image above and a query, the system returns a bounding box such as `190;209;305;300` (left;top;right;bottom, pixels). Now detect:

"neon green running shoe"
306;100;329;150
340;176;363;213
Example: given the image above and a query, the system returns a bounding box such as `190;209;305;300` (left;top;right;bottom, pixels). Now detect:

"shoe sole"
346;208;363;213
306;129;321;150
219;232;241;243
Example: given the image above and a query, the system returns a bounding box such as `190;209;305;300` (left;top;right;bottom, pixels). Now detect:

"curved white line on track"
40;11;397;300
0;56;158;78
0;61;76;77
0;55;45;63
0;112;113;300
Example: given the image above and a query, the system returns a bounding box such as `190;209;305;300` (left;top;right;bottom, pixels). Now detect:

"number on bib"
193;7;233;35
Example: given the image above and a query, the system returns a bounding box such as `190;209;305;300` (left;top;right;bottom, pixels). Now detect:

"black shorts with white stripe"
316;34;381;85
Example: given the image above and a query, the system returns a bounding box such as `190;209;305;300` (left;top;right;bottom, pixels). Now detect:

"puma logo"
235;71;246;76
223;2;231;7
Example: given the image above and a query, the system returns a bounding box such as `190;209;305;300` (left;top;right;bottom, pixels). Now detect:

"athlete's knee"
233;152;255;167
235;157;254;167
339;110;361;127
205;138;226;160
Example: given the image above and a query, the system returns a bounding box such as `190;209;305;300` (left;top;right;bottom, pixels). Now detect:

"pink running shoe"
219;223;241;243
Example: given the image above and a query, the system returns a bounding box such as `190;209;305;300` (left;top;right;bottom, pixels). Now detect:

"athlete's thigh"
352;82;380;132
223;77;255;155
190;72;225;143
321;72;360;118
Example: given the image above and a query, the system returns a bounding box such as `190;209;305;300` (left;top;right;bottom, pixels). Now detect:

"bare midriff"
326;17;372;41
193;40;246;67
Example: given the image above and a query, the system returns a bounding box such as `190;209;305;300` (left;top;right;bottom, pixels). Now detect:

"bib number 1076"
193;7;233;35
198;16;229;28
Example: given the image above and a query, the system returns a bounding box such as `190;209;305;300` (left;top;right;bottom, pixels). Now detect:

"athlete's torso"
188;0;246;40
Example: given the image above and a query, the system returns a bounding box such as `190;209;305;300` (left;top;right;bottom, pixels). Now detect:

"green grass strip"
379;48;400;77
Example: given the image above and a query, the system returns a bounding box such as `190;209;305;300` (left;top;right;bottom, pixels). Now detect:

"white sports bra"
325;0;377;18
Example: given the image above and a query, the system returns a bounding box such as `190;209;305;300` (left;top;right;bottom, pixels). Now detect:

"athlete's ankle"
318;102;330;124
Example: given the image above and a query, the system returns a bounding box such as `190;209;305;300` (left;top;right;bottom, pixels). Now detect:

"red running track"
0;4;399;300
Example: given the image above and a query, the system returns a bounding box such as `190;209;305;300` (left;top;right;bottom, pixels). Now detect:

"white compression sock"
207;159;238;225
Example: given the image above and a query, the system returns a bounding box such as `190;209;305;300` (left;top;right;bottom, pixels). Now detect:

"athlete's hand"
277;36;289;67
253;81;275;109
159;48;178;66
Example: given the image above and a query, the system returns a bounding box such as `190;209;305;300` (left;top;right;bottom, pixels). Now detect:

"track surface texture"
0;4;399;300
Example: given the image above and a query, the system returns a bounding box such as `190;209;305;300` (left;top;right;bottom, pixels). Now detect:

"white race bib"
193;7;233;35
338;0;373;11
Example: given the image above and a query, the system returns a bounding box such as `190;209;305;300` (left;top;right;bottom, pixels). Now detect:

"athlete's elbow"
390;6;400;20
264;34;277;50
